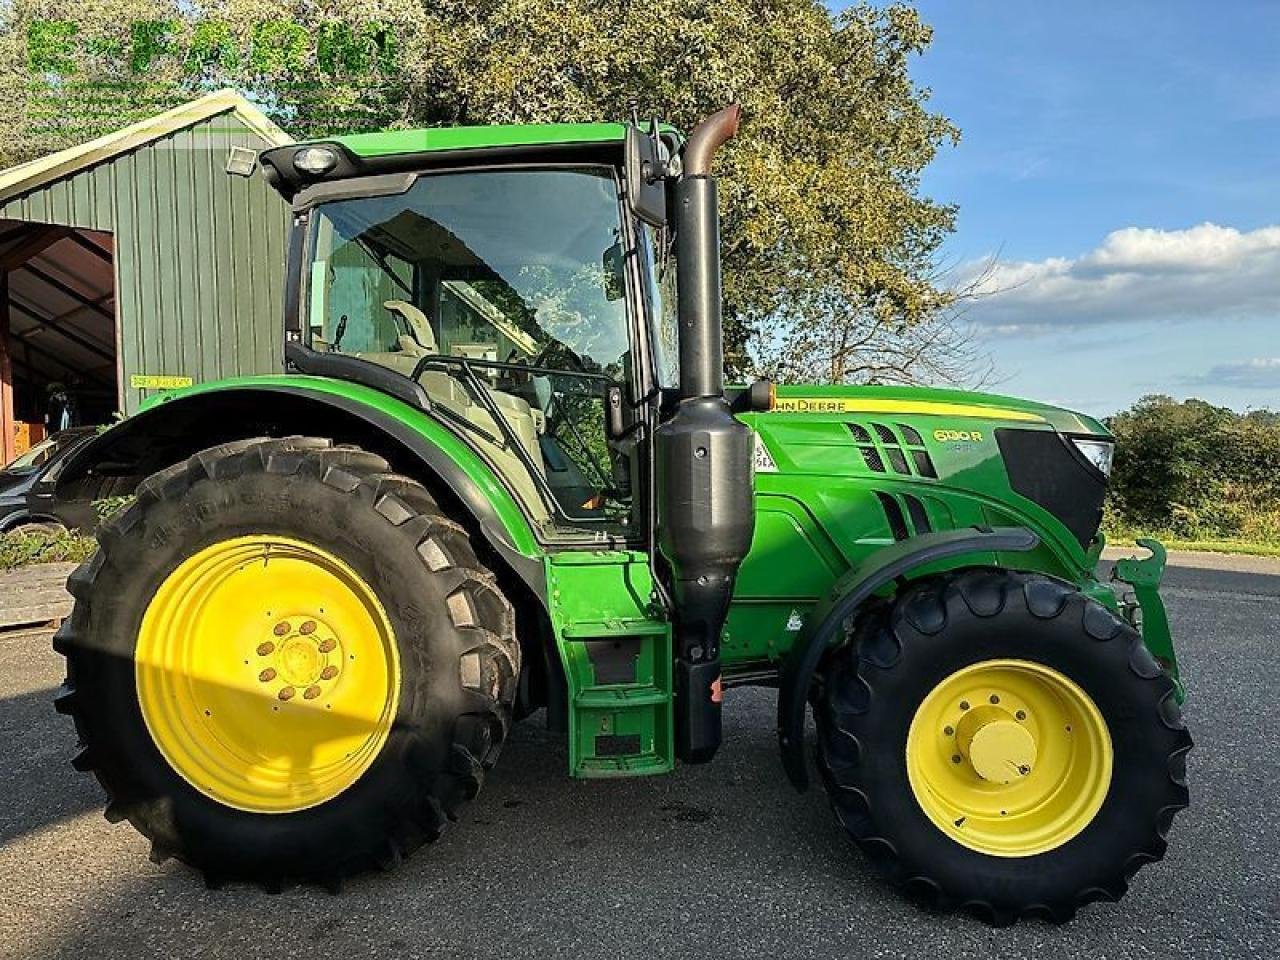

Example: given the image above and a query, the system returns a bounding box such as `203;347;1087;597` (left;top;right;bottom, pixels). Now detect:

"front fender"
55;376;546;598
776;525;1041;791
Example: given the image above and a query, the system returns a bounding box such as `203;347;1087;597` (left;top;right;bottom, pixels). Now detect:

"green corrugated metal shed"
0;90;292;415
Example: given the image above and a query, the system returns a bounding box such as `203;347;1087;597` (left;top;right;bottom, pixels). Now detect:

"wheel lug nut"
320;666;339;681
259;668;277;683
318;638;337;653
257;641;275;657
303;685;322;700
300;620;317;635
278;686;296;701
989;694;1000;704
1015;710;1027;721
951;754;962;764
274;622;291;637
943;725;954;736
959;700;970;711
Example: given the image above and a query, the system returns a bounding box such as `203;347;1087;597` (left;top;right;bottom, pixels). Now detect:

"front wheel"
816;569;1191;924
55;437;519;889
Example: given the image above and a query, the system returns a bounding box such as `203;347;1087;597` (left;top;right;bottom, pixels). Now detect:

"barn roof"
0;89;291;205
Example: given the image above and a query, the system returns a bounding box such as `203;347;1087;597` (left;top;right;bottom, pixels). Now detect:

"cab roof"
260;122;634;201
331;122;629;158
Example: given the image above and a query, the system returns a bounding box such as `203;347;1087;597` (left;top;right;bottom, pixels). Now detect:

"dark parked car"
0;428;98;534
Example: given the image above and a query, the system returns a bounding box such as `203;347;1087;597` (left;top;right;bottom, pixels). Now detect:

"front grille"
995;429;1107;548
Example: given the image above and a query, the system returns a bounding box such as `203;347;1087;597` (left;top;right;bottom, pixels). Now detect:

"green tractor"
52;106;1190;922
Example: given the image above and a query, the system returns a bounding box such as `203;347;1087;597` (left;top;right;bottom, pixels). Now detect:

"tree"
1106;395;1280;541
1;1;962;380
747;264;997;386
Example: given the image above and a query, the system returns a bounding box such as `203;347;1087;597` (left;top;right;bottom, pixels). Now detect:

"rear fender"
54;380;547;599
777;526;1041;791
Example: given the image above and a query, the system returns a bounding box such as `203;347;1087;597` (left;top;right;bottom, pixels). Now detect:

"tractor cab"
261;129;686;538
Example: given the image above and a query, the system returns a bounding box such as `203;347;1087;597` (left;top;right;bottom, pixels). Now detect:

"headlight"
292;146;338;176
1071;438;1114;478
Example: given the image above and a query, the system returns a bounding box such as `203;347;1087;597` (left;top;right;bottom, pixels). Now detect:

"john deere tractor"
52;106;1190;922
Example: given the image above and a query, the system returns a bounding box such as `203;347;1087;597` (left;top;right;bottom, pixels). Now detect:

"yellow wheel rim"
136;535;400;814
906;659;1112;857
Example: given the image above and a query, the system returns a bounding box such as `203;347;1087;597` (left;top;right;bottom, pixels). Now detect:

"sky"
838;1;1280;416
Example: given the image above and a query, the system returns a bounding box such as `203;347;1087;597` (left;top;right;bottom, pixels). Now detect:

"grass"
1104;526;1280;558
0;529;98;571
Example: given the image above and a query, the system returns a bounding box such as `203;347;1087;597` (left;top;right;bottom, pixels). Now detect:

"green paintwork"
1112;538;1183;700
331;123;629;158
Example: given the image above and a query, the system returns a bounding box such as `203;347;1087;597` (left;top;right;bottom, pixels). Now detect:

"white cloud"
958;223;1280;328
1188;357;1280;389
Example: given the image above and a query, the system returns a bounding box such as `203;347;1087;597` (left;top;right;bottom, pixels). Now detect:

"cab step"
546;554;675;778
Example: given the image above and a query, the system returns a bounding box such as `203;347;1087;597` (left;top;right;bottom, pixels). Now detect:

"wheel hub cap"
954;705;1037;784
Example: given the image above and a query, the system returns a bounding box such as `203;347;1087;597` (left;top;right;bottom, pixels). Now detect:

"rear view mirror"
624;124;668;228
602;241;625;301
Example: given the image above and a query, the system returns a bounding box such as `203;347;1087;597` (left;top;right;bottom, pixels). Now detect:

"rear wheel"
816;568;1191;924
55;437;519;889
7;520;67;539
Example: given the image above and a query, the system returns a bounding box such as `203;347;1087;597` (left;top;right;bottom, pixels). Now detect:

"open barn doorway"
0;222;117;463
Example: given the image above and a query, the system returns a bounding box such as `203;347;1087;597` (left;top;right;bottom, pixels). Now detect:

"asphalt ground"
1;551;1276;959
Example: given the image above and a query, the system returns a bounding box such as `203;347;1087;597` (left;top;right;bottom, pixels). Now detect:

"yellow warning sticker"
130;374;194;390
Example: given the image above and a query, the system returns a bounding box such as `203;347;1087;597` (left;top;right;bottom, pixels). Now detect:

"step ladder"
546;552;675;777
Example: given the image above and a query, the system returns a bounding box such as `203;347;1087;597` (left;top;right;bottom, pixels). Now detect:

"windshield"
306;167;630;378
4;436;58;473
304;167;636;528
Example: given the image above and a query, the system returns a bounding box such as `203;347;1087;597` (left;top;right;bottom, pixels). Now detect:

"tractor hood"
765;384;1108;437
745;383;1112;560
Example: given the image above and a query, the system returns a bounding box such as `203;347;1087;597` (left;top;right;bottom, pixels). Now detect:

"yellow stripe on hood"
773;397;1045;422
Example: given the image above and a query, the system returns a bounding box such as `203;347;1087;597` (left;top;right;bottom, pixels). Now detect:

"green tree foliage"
1;0;959;375
1107;395;1280;542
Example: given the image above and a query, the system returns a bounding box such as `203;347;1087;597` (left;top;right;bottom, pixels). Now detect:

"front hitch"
1112;538;1185;701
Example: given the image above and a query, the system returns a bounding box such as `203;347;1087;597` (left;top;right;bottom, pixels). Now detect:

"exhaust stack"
656;105;756;764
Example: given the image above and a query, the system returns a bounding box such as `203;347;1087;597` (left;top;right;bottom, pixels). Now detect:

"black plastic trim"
776;525;1041;791
996;428;1107;549
286;342;431;410
262;141;627;202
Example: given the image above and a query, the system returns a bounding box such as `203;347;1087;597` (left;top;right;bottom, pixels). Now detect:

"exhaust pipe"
656;104;756;764
675;105;740;399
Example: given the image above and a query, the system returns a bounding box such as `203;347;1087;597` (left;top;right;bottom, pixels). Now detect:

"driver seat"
383;300;438;354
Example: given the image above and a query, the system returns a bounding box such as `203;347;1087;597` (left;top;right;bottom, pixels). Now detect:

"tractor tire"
7;520;67;539
815;568;1191;925
54;437;519;890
